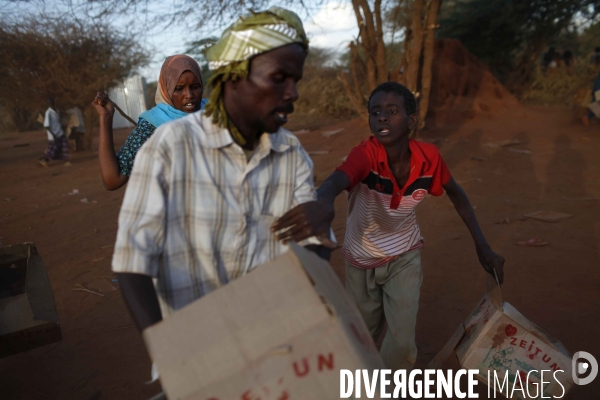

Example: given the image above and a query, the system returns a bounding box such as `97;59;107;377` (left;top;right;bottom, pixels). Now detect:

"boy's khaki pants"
345;249;422;371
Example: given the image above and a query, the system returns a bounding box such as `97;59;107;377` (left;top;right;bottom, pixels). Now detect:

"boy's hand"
477;246;505;285
271;201;334;245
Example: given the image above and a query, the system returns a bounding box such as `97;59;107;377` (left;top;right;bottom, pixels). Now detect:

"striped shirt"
336;137;451;268
112;111;319;317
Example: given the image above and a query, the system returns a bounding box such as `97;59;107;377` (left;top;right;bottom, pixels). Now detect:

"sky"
6;0;359;82
138;1;359;81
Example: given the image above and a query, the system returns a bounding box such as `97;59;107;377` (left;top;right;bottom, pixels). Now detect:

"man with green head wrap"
203;6;308;147
111;7;335;337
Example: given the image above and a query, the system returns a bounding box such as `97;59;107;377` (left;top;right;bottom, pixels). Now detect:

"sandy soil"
0;106;599;399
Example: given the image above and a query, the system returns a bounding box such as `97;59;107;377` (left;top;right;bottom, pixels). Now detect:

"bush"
522;58;599;106
287;48;357;130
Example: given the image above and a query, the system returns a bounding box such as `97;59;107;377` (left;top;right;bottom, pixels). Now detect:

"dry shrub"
287;48;357;131
522;59;599;107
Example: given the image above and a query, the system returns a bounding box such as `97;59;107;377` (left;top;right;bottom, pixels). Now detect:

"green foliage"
521;59;599;105
438;0;519;81
438;0;600;86
289;47;356;129
579;21;600;57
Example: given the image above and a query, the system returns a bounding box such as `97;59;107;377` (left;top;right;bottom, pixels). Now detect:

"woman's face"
171;71;203;113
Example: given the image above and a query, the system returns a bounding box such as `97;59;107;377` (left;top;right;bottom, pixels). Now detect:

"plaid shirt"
112;111;317;317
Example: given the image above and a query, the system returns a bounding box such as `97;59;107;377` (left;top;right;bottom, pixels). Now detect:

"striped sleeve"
336;144;371;192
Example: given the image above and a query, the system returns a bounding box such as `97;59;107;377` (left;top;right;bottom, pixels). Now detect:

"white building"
108;75;148;129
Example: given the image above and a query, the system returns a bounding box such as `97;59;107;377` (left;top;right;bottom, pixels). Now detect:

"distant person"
92;55;207;190
552;50;562;69
563;49;573;73
591;47;600;67
66;106;85;151
39;97;70;167
582;71;600;126
542;47;556;72
278;81;505;371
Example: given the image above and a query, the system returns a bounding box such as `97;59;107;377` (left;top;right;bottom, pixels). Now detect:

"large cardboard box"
0;243;61;358
430;276;573;399
144;243;384;400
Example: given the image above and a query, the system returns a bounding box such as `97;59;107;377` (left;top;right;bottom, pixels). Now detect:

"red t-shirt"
336;137;451;268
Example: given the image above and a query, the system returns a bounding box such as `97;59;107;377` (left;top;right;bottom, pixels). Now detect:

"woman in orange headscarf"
92;55;206;190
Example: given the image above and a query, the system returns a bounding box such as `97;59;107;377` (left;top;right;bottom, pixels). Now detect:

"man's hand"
476;245;505;285
271;201;335;245
115;273;162;332
91;92;115;119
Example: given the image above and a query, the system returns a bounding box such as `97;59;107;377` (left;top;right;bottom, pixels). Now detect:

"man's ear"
408;113;419;131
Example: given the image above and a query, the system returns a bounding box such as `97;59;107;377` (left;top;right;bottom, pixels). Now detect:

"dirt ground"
1;105;599;399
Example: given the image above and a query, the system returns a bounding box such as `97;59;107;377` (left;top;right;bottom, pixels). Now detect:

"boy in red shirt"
274;81;504;371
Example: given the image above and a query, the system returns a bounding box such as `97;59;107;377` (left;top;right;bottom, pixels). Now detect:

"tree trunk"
393;17;412;84
373;0;387;88
352;0;377;91
402;0;425;93
417;0;442;130
342;0;437;120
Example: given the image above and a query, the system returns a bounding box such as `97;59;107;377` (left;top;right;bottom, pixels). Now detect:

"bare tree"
340;0;442;132
418;0;442;128
13;0;442;131
0;17;148;138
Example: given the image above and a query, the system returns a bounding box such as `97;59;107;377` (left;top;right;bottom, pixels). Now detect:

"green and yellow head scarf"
203;6;309;146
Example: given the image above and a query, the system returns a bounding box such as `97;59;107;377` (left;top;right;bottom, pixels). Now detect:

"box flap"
502;302;537;337
143;249;332;400
184;319;376;400
455;291;503;359
25;245;60;322
287;243;362;324
287;243;383;368
503;302;571;357
0;243;59;323
0;294;44;335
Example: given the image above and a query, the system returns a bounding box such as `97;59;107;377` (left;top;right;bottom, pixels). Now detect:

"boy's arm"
317;170;351;206
272;170;350;243
443;177;505;284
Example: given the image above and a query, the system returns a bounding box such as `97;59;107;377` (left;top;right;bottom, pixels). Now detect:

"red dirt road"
1;106;599;399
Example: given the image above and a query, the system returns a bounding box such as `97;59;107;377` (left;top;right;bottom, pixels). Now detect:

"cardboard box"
430;275;573;399
143;243;384;400
0;243;61;358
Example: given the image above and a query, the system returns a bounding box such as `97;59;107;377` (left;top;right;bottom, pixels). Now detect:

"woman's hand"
91;92;115;119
